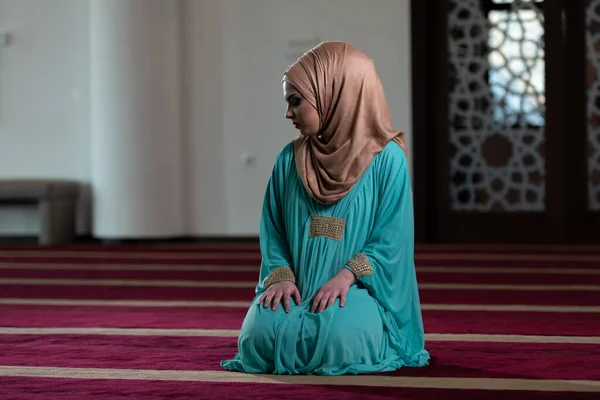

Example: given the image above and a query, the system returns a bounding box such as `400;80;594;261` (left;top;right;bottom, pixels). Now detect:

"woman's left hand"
311;268;356;313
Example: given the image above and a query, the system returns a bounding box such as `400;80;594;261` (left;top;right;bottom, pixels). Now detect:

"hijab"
283;41;406;205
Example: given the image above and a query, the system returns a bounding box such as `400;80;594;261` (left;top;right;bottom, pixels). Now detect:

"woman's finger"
258;289;269;305
263;291;273;308
282;292;291;313
339;292;347;307
326;293;337;309
318;293;331;313
311;292;324;313
292;288;302;305
271;291;283;311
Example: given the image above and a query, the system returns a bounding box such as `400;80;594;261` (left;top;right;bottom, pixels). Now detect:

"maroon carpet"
0;243;599;399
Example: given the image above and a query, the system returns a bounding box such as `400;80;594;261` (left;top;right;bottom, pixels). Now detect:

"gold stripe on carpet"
416;253;600;262
3;263;600;276
1;298;599;312
420;304;600;312
419;283;600;291
0;278;256;288
2;278;600;291
1;327;599;344
415;244;600;252
0;299;252;307
4;243;599;251
424;333;600;344
0;327;239;337
2;250;600;262
417;267;600;275
0;263;258;271
0;366;598;392
0;251;262;260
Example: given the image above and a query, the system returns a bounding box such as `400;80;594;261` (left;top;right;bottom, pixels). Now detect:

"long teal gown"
220;140;430;375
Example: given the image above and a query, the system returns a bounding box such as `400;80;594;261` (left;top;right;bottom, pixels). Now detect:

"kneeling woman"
221;41;430;376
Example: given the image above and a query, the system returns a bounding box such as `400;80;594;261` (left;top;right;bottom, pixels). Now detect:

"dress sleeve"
255;147;295;294
345;144;424;330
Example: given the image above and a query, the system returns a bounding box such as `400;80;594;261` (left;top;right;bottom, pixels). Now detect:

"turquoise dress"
221;140;430;375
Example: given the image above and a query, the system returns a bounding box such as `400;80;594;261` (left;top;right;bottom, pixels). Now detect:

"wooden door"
412;0;600;244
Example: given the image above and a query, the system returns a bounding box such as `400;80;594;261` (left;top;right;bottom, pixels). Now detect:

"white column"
90;0;184;238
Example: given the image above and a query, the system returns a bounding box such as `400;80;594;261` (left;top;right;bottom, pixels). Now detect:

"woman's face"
282;80;320;136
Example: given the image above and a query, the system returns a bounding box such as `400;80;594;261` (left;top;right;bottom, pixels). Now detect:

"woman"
221;41;430;376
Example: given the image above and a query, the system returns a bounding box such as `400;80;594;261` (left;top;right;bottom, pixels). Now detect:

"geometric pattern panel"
586;0;600;210
447;0;546;211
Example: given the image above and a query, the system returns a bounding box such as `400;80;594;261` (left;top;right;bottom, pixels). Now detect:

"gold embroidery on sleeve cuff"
347;252;374;278
264;266;296;288
308;215;345;241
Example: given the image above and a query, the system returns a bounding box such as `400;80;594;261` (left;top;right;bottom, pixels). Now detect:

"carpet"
0;242;599;399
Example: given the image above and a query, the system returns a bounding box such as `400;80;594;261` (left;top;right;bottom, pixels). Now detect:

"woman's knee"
238;305;280;358
324;297;383;349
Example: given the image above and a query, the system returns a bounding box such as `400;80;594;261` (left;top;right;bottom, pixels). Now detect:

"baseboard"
96;236;259;245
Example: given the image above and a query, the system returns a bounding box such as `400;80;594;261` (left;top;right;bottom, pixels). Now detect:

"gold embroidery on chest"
308;215;346;241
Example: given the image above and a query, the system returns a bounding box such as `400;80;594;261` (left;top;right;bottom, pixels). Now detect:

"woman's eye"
291;99;301;107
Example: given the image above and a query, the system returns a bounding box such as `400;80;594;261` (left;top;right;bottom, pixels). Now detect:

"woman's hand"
311;268;356;313
258;281;301;313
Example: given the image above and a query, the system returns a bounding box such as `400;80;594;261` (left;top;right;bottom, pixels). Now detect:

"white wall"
0;0;412;238
187;0;413;236
0;0;91;235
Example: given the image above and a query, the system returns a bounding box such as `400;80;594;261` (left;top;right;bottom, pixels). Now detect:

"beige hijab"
283;41;406;205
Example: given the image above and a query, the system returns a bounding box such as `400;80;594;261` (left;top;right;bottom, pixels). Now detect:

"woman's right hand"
258;281;301;313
